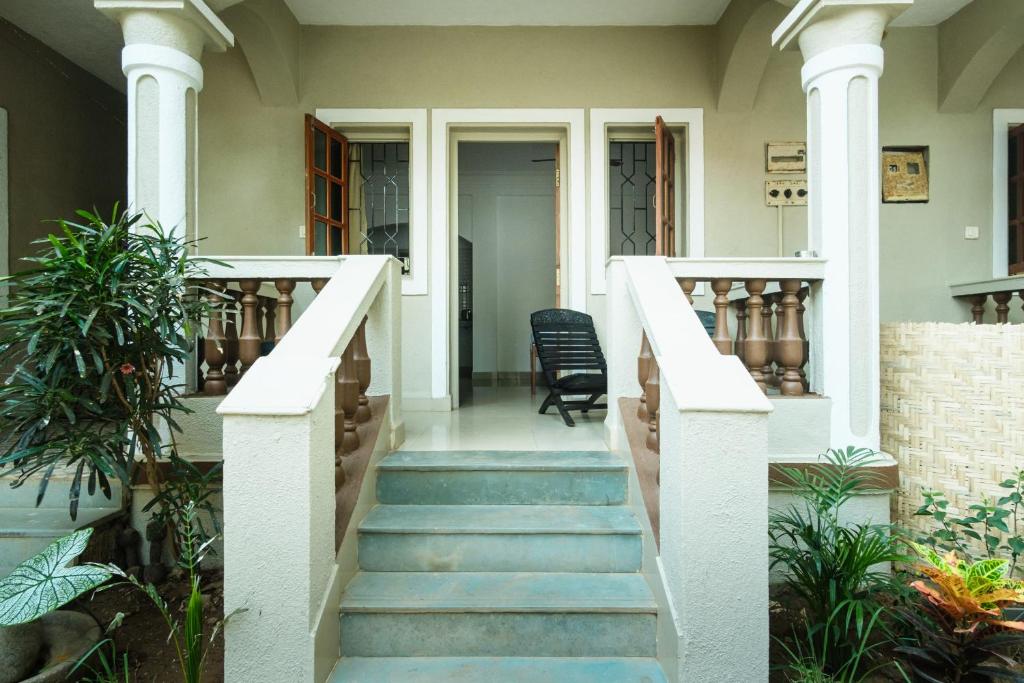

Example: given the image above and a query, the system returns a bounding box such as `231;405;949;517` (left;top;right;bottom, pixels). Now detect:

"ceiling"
0;0;978;93
891;0;972;27
283;0;734;26
0;0;125;90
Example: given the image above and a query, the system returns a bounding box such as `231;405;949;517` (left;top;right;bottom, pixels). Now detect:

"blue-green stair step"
339;572;657;657
358;504;641;572
376;451;627;505
330;657;668;682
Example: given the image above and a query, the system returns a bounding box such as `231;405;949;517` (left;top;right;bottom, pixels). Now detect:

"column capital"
772;0;912;60
96;0;234;59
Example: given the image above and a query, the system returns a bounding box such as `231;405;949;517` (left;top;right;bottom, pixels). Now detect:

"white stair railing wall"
605;256;772;682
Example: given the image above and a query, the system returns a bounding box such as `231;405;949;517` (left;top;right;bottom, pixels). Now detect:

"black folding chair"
530;309;607;427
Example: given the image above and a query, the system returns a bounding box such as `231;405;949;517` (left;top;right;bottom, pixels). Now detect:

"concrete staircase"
331;450;666;682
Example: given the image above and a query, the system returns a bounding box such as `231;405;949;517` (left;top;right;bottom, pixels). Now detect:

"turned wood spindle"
762;292;778;388
743;279;769;392
776;279;805;396
263;298;277;344
994;291;1012;324
797;288;809;392
637;331;653;422
645;359;660;454
710;278;733;355
224;290;240;388
970;294;987;324
354;317;372;423
311;278;328;295
734;300;747;363
238;280;262;376
679;278;696;306
274;279;296;343
336;339;361;453
203;282;228;396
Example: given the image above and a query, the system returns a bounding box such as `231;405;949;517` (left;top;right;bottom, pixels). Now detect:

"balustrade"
954;284;1024;324
191;258;378;458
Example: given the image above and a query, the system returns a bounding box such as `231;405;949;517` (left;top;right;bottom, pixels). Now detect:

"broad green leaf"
0;529;111;625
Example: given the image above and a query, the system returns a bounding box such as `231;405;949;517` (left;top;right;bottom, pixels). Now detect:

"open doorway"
455;141;557;406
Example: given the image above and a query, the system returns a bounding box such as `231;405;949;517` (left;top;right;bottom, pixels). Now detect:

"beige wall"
195;25;1024;399
0;19;126;272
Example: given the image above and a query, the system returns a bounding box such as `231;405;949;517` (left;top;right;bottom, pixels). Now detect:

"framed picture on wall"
882;146;929;203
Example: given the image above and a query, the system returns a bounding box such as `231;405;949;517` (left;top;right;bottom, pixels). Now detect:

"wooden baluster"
710;278;733;355
224;290;240;388
336;339;360;453
254;297;265;342
734;300;747;363
263;298;277;344
970;294;987;324
777;279;805;396
238;279;262;376
743;279;768;392
354;317;371;423
773;294;786;387
797;287;809;392
679;278;696;306
274;279;295;343
645;359;660;454
203;282;227;396
762;292;778;388
637;331;653;422
311;278;328;295
994;291;1012;324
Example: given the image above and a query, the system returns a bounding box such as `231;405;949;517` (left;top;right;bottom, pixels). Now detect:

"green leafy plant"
778;599;908;683
143;453;222;554
895;544;1024;681
770;446;907;675
93;503;228;683
0;208;214;520
916;470;1024;574
0;528;110;625
72;618;132;683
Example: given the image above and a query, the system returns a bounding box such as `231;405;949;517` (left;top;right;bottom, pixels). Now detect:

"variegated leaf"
0;528;111;626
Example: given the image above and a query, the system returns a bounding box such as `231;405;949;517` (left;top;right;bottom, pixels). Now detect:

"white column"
773;1;910;451
96;0;233;239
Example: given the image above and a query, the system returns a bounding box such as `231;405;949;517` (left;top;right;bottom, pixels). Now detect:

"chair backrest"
530;308;606;381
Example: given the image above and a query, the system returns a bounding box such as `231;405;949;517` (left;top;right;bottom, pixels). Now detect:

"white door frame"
430;109;586;407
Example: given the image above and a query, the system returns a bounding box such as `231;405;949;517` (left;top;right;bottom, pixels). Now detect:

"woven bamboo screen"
881;322;1024;550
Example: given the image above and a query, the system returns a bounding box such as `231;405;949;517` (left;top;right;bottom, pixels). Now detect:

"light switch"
299;224;306;239
965;225;980;240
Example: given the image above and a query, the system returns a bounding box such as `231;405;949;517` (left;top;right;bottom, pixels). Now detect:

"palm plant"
0;208;212;520
770;446;908;675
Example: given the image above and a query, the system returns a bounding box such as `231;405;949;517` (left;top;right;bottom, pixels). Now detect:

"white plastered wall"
0;107;7;310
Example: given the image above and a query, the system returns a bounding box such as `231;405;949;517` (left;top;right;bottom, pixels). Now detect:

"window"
608;140;657;256
348;141;410;267
1009;123;1024;275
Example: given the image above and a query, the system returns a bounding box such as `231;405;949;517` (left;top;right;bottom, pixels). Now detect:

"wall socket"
298;224;306;239
964;225;979;240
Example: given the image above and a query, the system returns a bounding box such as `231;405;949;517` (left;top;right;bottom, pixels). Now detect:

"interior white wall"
457;142;556;375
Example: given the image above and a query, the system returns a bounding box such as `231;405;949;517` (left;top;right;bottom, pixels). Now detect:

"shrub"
0;208;213;522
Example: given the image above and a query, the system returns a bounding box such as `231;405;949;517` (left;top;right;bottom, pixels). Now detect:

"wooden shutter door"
655;116;676;257
305;115;349;256
1010;123;1024;275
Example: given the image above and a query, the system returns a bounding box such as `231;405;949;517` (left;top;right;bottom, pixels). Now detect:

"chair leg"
581;393;602;413
552;393;576;427
538;392;554;415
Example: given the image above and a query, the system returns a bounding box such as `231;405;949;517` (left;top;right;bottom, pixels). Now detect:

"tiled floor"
400;386;607;451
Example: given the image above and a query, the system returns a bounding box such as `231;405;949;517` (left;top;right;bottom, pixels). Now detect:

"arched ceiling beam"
938;0;1024;113
219;0;300;106
716;0;790;112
